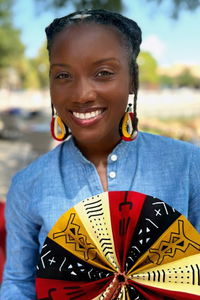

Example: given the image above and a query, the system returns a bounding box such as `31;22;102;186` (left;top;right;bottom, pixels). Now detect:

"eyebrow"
92;58;121;65
50;58;120;69
50;63;69;69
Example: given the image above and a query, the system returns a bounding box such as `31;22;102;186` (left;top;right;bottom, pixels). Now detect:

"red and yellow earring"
119;104;138;141
50;114;69;142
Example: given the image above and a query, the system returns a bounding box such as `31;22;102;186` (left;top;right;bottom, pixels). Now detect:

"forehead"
50;23;128;62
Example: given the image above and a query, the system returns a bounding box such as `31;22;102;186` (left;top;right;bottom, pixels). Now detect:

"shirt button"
109;171;116;179
111;154;117;162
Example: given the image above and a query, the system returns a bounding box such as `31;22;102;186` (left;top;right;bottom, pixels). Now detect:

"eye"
56;73;70;79
97;70;114;77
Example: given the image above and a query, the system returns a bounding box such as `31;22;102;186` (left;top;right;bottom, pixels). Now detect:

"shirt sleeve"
1;171;40;300
188;144;200;234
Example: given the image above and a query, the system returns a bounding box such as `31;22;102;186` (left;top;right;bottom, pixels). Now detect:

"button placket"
108;153;118;189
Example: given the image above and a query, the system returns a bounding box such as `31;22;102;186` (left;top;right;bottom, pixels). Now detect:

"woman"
1;9;200;299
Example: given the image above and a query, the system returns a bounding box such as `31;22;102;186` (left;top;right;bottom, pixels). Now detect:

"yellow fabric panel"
91;296;101;300
128;215;200;275
47;207;113;272
75;192;120;271
124;286;130;300
130;253;200;295
120;286;126;300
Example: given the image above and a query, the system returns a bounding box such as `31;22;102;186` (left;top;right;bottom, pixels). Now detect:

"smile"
72;109;103;120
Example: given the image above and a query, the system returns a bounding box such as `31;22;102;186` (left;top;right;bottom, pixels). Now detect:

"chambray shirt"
1;132;200;299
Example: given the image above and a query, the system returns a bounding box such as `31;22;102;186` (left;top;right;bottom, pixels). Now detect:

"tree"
34;0;123;13
0;0;26;88
31;43;50;89
137;51;158;86
175;68;200;88
0;0;25;69
158;75;174;88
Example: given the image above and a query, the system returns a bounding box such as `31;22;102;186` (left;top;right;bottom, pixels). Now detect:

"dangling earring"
50;104;69;141
119;103;138;141
51;114;69;141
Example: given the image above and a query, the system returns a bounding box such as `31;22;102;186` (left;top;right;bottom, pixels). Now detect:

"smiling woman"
49;23;132;150
1;9;200;300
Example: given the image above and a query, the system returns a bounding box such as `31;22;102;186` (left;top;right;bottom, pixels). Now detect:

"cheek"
108;86;129;110
50;83;67;109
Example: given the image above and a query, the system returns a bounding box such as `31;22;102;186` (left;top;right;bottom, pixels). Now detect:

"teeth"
80;113;84;119
91;111;95;117
73;110;103;120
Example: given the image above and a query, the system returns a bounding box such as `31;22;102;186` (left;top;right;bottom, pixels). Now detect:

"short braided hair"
45;9;142;132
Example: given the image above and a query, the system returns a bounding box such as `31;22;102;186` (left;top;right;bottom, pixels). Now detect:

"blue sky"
13;0;200;67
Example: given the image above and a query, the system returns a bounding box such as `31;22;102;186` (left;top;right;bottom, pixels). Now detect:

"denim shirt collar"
65;133;139;165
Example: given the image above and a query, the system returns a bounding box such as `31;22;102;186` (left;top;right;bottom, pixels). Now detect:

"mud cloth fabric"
1;132;200;299
36;191;200;300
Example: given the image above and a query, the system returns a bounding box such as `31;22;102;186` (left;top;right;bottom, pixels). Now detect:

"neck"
74;134;121;168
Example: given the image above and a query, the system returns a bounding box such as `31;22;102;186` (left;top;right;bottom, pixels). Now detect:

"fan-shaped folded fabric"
36;191;200;299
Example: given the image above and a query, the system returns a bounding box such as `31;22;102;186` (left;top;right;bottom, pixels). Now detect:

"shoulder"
10;138;73;190
133;131;200;171
138;131;199;154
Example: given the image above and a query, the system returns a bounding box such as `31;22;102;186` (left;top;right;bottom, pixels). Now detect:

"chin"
74;134;102;145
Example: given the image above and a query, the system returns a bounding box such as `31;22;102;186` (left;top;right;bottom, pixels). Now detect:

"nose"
71;77;97;103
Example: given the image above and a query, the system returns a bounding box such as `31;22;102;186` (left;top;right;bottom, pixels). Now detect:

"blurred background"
0;0;200;201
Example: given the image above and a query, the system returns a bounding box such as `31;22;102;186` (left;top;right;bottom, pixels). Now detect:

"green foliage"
137;51;158;84
0;25;25;69
31;43;50;88
34;0;123;13
0;0;25;69
0;0;28;88
175;68;200;88
16;58;41;89
0;0;14;22
158;69;200;89
158;75;174;88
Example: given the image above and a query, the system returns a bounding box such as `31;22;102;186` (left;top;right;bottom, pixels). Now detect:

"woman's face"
50;23;134;146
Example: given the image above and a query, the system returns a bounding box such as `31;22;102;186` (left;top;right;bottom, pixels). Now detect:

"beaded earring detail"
50;104;69;141
119;103;138;141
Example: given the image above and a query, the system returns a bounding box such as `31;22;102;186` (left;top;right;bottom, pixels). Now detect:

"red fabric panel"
36;277;112;300
108;191;146;270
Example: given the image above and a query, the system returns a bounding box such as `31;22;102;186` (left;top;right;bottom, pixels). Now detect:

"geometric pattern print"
36;237;113;282
130;215;200;274
126;196;181;274
130;253;200;297
53;213;96;261
74;192;120;271
36;191;200;300
47;206;114;272
148;218;200;265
